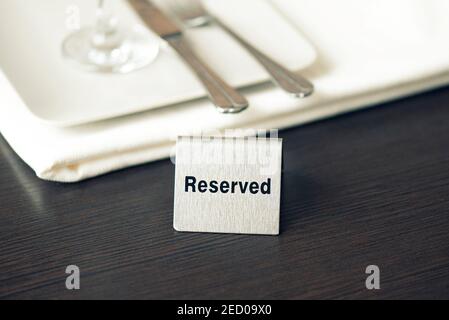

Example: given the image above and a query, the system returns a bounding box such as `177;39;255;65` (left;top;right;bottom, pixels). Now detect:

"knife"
128;0;248;113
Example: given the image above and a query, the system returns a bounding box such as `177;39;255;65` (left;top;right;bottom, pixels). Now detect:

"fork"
167;0;314;98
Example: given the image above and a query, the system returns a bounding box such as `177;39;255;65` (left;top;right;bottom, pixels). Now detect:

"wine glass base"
62;26;159;74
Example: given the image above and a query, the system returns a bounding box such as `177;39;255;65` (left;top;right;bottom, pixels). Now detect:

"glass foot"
62;26;159;74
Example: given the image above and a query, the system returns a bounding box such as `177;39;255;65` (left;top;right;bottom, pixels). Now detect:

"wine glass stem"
92;0;122;49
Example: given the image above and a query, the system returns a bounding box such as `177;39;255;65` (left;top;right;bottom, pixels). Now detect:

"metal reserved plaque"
174;136;282;235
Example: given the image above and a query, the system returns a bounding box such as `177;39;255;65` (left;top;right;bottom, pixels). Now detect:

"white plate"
0;0;316;127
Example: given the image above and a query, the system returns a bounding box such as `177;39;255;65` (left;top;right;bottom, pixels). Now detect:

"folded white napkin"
1;0;449;182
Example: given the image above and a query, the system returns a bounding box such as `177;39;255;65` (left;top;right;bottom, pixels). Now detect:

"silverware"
168;0;314;98
128;0;248;113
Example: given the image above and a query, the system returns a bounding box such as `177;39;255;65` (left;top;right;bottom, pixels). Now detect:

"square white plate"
0;0;316;127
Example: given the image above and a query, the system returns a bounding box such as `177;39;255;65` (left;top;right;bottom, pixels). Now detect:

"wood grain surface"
1;86;449;299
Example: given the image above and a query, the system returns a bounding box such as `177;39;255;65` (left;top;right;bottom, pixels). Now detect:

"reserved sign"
173;135;282;235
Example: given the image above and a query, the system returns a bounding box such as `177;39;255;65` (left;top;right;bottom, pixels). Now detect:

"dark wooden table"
1;86;449;300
